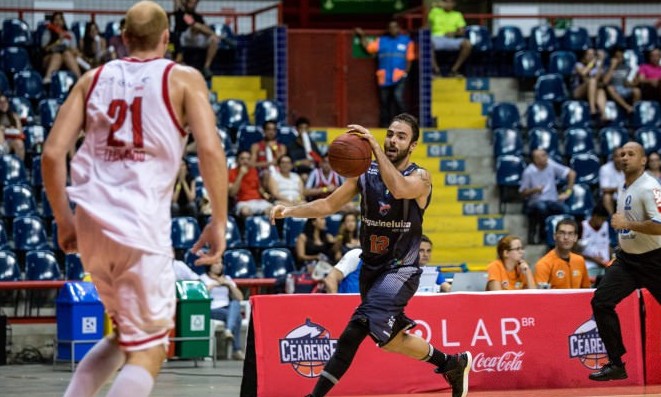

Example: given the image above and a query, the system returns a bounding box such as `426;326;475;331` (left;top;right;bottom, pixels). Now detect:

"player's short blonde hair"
124;0;169;52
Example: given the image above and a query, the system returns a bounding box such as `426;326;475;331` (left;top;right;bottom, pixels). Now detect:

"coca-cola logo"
471;351;525;373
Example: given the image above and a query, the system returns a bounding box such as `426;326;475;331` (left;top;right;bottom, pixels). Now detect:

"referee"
590;142;661;381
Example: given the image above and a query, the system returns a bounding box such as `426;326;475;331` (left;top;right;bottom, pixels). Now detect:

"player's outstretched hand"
192;220;226;266
57;216;78;254
270;204;287;224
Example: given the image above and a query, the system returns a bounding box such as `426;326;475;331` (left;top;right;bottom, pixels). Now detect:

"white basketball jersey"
580;219;610;270
67;58;187;256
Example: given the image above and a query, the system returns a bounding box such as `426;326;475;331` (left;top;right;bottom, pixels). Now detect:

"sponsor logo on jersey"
568;317;609;370
378;201;391;216
361;216;412;230
624;195;632;211
653;188;661;213
279;319;338;378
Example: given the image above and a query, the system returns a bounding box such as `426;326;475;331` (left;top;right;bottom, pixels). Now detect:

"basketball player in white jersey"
42;2;228;396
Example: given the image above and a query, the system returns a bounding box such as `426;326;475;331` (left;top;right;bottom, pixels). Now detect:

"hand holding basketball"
328;125;374;178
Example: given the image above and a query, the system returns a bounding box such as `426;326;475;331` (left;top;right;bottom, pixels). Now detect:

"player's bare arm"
348;124;431;204
270;177;359;223
42;69;96;252
172;65;228;264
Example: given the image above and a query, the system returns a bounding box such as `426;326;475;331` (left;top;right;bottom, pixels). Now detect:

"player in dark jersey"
271;113;472;397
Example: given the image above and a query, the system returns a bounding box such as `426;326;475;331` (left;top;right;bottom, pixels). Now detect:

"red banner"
643;289;661;384
250;291;643;396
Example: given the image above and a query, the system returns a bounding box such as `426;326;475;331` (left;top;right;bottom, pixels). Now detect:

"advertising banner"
643;289;661;384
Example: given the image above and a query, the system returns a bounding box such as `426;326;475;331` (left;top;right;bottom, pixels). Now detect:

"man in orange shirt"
534;218;591;289
486;235;536;291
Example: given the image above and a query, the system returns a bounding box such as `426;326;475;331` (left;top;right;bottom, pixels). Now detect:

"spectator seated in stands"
108;18;129;60
419;234;451;292
519;149;575;244
200;261;245;361
572;48;607;120
577;205;613;286
171;162;197;217
603;49;641;114
332;212;360;262
79;21;108;70
637;47;661;101
304;154;344;201
534;218;591;289
228;150;272;219
286;117;322;178
268;155;305;206
647;152;661;183
0;95;25;161
599;146;625;215
41;12;82;84
323;248;361;294
250;120;287;182
427;0;472;76
486;235;536;291
174;0;220;79
296;217;335;272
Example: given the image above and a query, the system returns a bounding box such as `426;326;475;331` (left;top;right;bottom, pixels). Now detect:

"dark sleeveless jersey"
357;161;430;273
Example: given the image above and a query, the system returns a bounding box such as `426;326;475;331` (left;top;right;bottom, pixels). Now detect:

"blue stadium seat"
254;100;285;127
65;253;85;280
493;128;523;157
599;127;628;160
602;101;627;128
226;216;244;248
560;100;591;128
261;247;296;278
217;99;250;131
464;25;492;52
0;47;31;76
623;49;643;69
283;217;307;248
529;25;557;52
489;102;521;129
0;251;20;281
24;125;46;155
0;71;10;96
494;26;526;52
629;25;658;52
496;155;525;214
69;21;87;45
25;250;61;280
236;125;264;153
104;21;121;41
1;19;32;47
632;101;661;128
634;127;661;155
222;249;257;279
277;126;298;146
3;184;38;217
13;215;50;252
244;215;281;248
564;127;595;158
171;216;200;251
38;98;60;130
0;154;28;187
514;50;544;78
566;184;595;218
13;70;43;100
534;74;568;103
561;27;591;51
527;127;560;161
183;250;207;276
570;153;601;186
545;215;576;247
325;213;343;236
525;100;556;129
596;25;625;51
183;155;199;179
9;96;34;124
0;221;10;250
49;70;77;100
548;51;578;77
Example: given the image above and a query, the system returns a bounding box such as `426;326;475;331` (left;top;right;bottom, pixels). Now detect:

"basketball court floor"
1;360;660;397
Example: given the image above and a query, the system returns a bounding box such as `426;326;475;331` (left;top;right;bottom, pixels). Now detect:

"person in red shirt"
229;150;272;218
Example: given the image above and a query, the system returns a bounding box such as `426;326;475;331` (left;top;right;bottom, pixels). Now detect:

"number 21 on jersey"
107;97;144;148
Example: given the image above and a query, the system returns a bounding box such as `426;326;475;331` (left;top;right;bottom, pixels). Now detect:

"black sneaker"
436;352;472;397
589;362;627;381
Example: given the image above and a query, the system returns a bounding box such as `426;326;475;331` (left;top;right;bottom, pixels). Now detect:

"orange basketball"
580;353;609;370
328;133;372;178
292;361;326;378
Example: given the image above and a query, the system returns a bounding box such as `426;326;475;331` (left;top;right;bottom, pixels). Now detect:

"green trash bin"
175;280;211;358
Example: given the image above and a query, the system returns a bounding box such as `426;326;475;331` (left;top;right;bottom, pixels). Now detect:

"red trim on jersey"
162;62;187;137
118;329;170;348
84;65;105;106
121;56;162;63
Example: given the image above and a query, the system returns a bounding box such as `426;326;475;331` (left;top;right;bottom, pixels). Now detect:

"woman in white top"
269;154;305;205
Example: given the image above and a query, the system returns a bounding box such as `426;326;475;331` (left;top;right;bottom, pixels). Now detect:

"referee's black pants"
591;247;661;363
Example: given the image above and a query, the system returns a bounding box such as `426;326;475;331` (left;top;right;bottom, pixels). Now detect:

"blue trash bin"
56;282;104;361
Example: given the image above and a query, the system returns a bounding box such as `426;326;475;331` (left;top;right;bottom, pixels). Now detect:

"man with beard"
590;141;661;381
271;113;472;397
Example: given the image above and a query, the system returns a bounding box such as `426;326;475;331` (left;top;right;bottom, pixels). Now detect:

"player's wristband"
564;188;572;195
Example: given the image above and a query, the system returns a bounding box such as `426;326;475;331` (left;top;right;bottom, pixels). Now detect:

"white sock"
104;364;154;397
63;338;126;397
